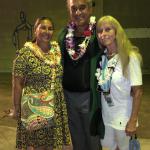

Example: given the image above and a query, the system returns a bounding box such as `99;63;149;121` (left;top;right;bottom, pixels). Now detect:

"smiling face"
67;0;92;28
34;19;54;44
97;21;116;49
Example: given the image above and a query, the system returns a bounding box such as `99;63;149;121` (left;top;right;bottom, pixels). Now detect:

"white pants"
101;125;130;150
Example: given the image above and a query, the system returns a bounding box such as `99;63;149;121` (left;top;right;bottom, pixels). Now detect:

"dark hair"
32;16;54;42
67;0;95;7
91;1;95;7
34;16;54;31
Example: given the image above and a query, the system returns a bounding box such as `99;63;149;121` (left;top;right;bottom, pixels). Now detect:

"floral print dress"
13;41;71;149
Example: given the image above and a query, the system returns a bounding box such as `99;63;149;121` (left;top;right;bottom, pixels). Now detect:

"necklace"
107;52;117;59
95;52;118;93
24;41;61;66
24;41;61;89
65;16;96;60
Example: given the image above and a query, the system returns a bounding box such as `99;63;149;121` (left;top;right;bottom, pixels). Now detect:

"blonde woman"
93;15;143;150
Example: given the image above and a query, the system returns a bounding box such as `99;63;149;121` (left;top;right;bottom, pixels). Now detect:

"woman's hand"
125;85;142;136
62;145;72;150
2;109;18;120
10;109;17;119
125;120;137;136
12;76;24;119
8;109;17;119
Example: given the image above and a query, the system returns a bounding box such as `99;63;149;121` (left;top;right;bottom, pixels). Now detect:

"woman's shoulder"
129;50;138;57
129;49;142;62
51;41;61;53
129;48;142;67
50;41;61;64
16;42;32;56
51;41;59;49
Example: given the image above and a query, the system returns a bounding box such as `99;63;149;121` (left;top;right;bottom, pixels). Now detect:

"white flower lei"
95;54;119;90
24;41;61;90
24;41;61;65
65;16;96;60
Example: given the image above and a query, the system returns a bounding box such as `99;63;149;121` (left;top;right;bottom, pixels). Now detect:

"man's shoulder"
58;27;67;37
57;27;67;44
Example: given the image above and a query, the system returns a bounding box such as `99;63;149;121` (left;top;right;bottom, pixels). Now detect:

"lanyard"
97;54;118;94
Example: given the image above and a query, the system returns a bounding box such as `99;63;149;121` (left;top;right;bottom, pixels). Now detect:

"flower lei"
95;53;118;93
65;16;96;60
24;41;61;90
24;41;61;66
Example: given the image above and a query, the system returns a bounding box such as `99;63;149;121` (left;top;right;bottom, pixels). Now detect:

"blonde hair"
97;15;142;76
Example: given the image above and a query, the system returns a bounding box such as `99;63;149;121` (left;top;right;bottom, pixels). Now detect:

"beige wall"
103;0;150;73
0;0;102;72
1;0;150;73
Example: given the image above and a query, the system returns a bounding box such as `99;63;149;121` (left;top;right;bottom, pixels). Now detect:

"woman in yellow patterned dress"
12;17;71;150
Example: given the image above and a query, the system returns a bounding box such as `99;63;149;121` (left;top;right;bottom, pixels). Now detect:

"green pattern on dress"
13;42;71;149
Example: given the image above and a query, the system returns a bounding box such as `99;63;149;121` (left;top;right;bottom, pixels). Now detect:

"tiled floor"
103;139;150;150
0;73;150;149
0;125;150;150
